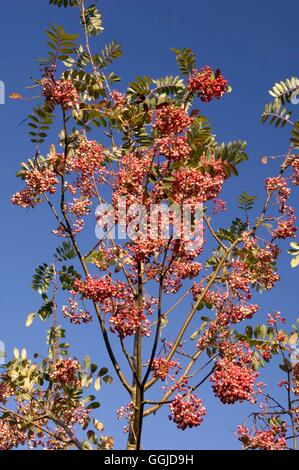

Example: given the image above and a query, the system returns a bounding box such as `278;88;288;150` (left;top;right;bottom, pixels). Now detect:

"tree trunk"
126;382;143;450
127;262;144;450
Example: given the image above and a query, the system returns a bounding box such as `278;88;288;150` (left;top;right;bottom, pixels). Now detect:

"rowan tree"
1;0;299;451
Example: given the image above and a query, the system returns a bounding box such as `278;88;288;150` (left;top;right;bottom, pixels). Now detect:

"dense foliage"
1;0;299;451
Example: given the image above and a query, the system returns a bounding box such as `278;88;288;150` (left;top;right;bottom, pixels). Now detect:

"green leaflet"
49;0;80;7
41;25;79;64
81;5;104;37
28;106;54;145
171;47;196;76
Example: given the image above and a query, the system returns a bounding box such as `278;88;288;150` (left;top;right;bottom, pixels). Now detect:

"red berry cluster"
0;382;14;405
108;305;150;338
228;303;259;324
291;158;299;186
169;394;206;430
11;187;36;209
154;105;192;136
155;136;191;161
237;423;287;450
267;311;286;326
0;420;27;450
51;358;80;386
188;66;228;102
112;151;154;207
163;261;203;294
42;77;79;110
265;176;291;212
66;139;104;179
110;90;126;108
228;242;280;296
12;165;58;209
210;342;258;404
151;357;180;381
293;363;299;395
25;168;58;195
273;207;297;239
74;275;151;338
74;274;124;303
170;156;226;205
211;362;257;404
62;296;92;325
256;343;273;362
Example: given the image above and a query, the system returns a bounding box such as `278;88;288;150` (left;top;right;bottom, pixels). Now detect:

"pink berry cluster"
117;402;133;433
74;275;151;338
203;289;259;325
65;138;106;205
151;357;180;381
291;158;299;186
25;167;58;195
187;66;228;102
42;77;79;110
210;342;258;404
163;257;203;294
265;176;297;238
237;423;287;450
109;305;150;338
257;342;274;361
0;382;14;405
154;105;192;136
228;303;259;324
267;311;286;326
273;207;297;239
212;198;227;214
11;187;36;209
12;166;58;209
46;139;105;238
74;275;125;303
62;404;90;428
62;297;92;325
0;420;27;450
265;176;291;212
66;139;104;181
228;241;280;296
51;358;80;386
113;151;154;207
211;362;258;404
110;90;126;108
68;198;92;217
293;363;299;395
155;136;191;161
169;394;206;430
170;156;226;205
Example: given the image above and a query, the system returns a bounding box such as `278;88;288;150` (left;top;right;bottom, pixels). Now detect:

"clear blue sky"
0;0;299;450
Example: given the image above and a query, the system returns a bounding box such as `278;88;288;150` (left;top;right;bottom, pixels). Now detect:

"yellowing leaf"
49;144;56;157
94;419;104;431
94;377;101;391
9;92;23;100
289;332;298;346
13;348;19;359
290;242;299;249
21;348;27;360
26;312;36;327
291;255;299;268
